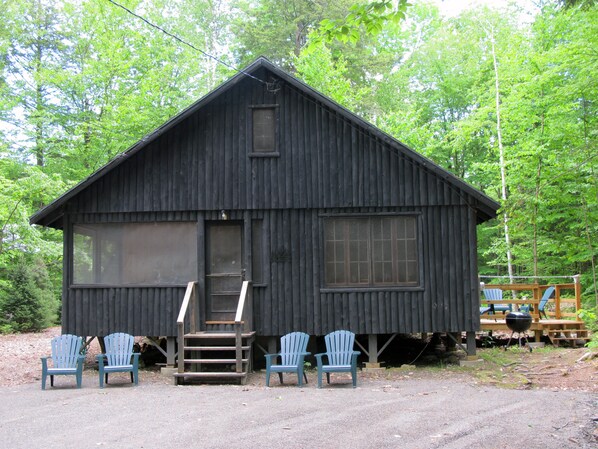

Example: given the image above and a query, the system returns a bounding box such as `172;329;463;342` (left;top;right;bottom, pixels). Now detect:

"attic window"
250;105;279;156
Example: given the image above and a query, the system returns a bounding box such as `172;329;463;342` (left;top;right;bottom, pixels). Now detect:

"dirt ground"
1;326;596;392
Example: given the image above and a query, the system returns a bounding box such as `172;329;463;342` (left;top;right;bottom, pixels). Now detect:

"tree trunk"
581;97;597;306
490;30;514;285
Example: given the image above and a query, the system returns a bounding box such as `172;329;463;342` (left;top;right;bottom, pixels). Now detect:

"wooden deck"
479;278;591;346
480;318;590;346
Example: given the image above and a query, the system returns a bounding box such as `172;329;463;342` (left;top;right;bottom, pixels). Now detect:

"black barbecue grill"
505;311;533;351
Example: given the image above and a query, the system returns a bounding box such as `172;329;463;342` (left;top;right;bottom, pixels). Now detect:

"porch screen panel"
73;223;197;285
73;226;96;284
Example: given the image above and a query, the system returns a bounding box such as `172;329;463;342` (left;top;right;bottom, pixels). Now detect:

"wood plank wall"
63;68;482;337
64;205;480;337
64;287;187;337
71;71;468;214
252;205;480;337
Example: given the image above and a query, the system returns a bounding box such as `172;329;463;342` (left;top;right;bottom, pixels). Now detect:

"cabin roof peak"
30;57;499;228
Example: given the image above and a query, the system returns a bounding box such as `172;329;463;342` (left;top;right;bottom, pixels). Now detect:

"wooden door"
206;222;243;322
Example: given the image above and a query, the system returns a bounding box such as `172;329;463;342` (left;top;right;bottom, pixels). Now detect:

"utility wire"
108;0;489;216
106;0;268;87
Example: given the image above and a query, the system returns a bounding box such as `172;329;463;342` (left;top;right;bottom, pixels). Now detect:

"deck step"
183;345;251;351
185;332;256;339
174;372;246;379
547;330;588;335
550;336;591;341
205;320;243;325
178;330;254;383
184;358;248;364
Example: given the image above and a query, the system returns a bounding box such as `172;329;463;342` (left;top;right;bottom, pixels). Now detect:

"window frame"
248;104;280;157
321;213;423;291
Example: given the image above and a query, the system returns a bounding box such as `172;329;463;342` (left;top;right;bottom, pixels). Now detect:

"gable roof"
30;57;499;228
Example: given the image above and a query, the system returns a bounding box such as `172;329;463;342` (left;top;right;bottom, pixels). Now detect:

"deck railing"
481;275;582;320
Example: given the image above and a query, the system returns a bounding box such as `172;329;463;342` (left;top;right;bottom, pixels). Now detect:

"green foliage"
315;0;410;44
230;0;355;70
0;256;59;333
577;308;598;348
294;43;366;111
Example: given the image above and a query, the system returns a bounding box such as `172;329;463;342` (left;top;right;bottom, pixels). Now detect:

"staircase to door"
174;281;254;384
176;326;255;384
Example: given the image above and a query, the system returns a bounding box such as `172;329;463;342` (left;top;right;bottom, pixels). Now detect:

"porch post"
267;336;277;355
466;331;476;357
368;334;378;364
166;336;176;366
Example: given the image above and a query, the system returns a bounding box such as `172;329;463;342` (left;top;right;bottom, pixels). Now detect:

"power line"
105;0;268;87
108;0;489;216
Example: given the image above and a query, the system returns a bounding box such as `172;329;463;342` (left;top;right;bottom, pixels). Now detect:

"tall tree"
230;0;354;71
2;0;65;167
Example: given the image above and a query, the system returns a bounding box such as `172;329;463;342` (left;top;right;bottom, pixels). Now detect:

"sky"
428;0;539;23
434;0;512;16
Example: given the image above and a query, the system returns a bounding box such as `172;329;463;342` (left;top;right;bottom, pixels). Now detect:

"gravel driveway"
2;374;596;449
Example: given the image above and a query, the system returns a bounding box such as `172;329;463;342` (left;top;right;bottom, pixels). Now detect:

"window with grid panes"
324;216;419;287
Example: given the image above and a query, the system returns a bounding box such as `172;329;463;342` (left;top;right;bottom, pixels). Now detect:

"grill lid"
506;312;532;333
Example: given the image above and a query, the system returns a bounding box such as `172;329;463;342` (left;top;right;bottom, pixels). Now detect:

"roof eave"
30;57;499;225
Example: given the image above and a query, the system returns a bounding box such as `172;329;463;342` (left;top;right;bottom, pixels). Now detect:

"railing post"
234;280;250;373
177;322;184;374
190;284;196;334
573;274;581;316
555;285;562;319
235;322;242;373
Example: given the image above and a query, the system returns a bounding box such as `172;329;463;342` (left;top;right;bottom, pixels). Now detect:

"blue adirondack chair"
480;288;511;315
97;332;139;388
315;330;360;388
265;331;310;387
41;334;85;390
521;286;555;319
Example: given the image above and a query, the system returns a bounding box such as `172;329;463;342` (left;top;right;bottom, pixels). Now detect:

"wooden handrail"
177;281;196;325
177;281;197;374
176;280;251;375
234;280;250;373
235;281;250;324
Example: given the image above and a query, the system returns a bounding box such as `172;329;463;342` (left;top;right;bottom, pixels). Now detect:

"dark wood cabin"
31;57;499;381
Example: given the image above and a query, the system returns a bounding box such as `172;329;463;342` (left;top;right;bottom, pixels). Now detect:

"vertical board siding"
65;205;482;337
70;78;469;214
64;287;187;336
241;206;478;337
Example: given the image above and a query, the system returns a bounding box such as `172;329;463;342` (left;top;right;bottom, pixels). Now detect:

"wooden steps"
546;322;590;347
175;329;255;385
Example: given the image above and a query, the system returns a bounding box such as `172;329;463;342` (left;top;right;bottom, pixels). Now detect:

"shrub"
0;256;59;333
